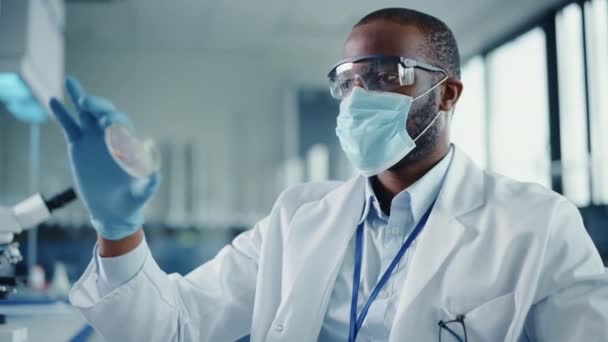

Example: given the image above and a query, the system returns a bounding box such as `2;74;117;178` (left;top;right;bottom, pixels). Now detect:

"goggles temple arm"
400;58;449;78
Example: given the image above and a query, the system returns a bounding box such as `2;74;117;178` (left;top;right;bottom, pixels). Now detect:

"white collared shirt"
319;147;454;341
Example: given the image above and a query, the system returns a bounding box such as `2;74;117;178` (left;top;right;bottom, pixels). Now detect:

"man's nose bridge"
351;74;368;90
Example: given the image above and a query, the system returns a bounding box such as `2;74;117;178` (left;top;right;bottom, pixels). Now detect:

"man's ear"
439;78;463;112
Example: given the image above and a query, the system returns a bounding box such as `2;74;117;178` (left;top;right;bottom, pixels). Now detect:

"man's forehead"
342;21;425;60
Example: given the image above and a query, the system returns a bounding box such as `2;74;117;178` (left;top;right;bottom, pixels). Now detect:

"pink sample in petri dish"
104;124;160;178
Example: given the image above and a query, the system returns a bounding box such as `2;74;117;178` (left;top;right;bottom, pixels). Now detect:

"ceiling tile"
132;0;210;50
66;2;135;49
202;0;290;50
64;0;552;63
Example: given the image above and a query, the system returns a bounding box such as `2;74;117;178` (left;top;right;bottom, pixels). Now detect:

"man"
51;7;608;342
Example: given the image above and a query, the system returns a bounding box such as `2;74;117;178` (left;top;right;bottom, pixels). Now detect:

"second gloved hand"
50;77;160;240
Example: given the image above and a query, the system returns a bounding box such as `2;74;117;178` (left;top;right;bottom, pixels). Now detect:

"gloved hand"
49;77;160;240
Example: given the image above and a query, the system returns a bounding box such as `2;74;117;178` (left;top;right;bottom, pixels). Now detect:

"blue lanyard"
348;199;436;342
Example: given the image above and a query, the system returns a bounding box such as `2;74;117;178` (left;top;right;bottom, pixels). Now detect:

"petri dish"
104;123;160;178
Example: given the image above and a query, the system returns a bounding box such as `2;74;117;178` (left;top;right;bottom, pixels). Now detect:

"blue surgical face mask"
336;79;446;176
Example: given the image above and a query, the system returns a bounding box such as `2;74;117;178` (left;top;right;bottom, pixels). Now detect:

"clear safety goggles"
327;55;448;100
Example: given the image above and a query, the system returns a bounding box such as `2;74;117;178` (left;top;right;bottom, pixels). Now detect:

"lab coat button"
274;324;284;332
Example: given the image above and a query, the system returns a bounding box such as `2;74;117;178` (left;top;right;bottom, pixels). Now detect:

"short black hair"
354;8;461;79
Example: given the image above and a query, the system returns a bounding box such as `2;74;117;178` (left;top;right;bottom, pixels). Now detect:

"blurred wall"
0;113;32;203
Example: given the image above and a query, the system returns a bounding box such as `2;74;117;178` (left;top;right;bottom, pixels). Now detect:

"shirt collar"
360;146;454;224
361;179;382;223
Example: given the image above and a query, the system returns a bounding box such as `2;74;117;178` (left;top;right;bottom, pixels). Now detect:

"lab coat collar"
435;143;486;217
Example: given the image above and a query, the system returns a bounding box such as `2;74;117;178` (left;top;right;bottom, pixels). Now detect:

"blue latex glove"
49;77;160;240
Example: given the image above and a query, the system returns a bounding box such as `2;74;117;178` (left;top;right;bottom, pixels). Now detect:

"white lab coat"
69;146;608;341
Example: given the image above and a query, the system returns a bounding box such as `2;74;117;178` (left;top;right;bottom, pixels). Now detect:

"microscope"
0;188;77;341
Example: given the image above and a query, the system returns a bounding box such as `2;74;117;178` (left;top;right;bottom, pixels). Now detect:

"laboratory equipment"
0;0;64;124
0;188;77;342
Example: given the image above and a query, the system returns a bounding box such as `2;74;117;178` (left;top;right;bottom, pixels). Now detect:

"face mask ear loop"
412;75;449;102
411;76;449;142
413;110;443;142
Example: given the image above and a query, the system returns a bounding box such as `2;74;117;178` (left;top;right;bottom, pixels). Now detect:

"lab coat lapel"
390;146;485;335
272;176;366;341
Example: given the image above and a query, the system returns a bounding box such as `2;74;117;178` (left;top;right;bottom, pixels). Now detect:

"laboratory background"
0;0;607;340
